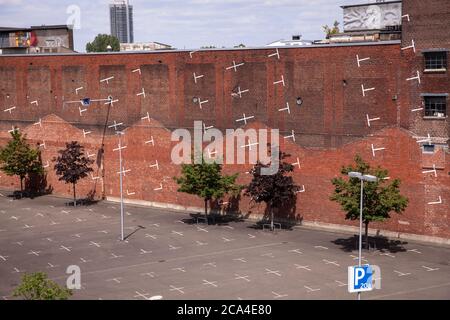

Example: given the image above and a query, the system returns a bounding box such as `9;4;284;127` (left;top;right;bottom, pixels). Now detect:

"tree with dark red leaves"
245;152;301;230
53;141;93;206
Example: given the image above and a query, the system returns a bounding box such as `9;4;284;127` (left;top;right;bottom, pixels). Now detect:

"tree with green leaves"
323;20;340;38
86;34;120;52
53;141;94;206
13;272;72;300
0;129;43;194
245;152;301;230
330;155;409;249
174;155;241;223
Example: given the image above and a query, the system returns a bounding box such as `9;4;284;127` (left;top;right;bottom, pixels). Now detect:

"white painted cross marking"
232;86;250;98
261;252;275;258
31;100;38;106
417;133;432;145
145;234;157;239
226;61;245;72
422;165;438;178
234;274;250;282
361;84;375;97
295;264;311;271
367;114;381;127
407;249;422;254
289;249;303;254
169;244;181;250
268;48;280;60
272;291;288;299
248;234;256;239
134;291;151;300
137;88;146;98
196;240;208;246
197;98;209;109
233;258;247;263
323;259;340;267
411;106;423;112
203;262;217;268
235;113;255;125
304;285;321;292
241;141;259;151
284;130;295;142
154;183;163;191
292;158;301;169
149;160;159;170
46;263;59;269
278;102;291;114
402;14;410;22
110;253;124;259
356;54;370;67
371;144;386;157
203;123;214;133
89;241;101;248
202;279;218;287
422;266;439;272
3;106;16;113
28;250;41;256
401;39;415;53
132;68;141;75
108;120;123;131
141;112;150;122
265;268;282;277
380;252;396;258
75;87;83;94
145;136;154;146
406;70;421;84
0;255;8;261
428;196;442;205
33;118;42;127
140;272;155;278
140;249;152;255
169;285;185;294
172;267;186;273
79;106;87;116
193;72;204;84
335;280;347;287
100;76;114;84
171;230;183;236
23;224;34;229
60;245;72;252
273;75;285;87
222;237;234;242
314;246;329;250
295;185;306;194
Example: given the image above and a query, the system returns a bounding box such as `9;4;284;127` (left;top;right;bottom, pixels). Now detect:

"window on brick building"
424;96;447;118
424;51;447;71
422;144;435;154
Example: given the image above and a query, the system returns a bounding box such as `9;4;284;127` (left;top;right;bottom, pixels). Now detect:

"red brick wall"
0;30;449;239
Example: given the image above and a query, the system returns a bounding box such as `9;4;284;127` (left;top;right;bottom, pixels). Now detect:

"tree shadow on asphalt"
332;234;408;253
181;212;245;226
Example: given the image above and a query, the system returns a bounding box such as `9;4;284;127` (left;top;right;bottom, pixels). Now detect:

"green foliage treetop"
86;34;120;52
13;272;72;300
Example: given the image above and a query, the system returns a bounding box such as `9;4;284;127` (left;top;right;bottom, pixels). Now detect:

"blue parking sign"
348;265;373;293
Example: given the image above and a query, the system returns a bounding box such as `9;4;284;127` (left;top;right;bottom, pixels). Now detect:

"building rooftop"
340;0;402;9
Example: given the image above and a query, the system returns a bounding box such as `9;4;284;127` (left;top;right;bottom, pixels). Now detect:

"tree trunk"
73;183;77;207
19;176;23;194
204;198;208;224
270;207;274;231
365;221;369;250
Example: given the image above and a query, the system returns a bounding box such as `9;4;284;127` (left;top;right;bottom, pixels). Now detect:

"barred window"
424;96;447;117
424;52;447;70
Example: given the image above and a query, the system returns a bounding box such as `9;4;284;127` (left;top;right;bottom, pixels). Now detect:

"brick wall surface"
0;0;449;239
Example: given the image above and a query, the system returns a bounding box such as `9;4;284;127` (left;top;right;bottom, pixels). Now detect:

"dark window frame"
423;95;447;118
424;51;447;71
422;144;435;154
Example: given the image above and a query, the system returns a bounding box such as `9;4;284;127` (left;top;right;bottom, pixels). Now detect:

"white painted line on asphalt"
394;270;411;277
169;285;185;294
172;267;186;273
261;252;275;258
134;291;152;300
110;253;124;259
265;268;282;277
196;226;208;233
28;250;41;256
272;291;288;299
323;259;340;267
46;238;54;242
233;258;247;263
50;221;60;226
0;255;9;261
169;245;181;250
335;280;347;287
422;266;439;272
379;252;396;258
140;249;152;255
203;262;217;268
145;234;157;239
46;263;59;269
89;241;101;248
288;249;303;254
248;234;256;239
295;264;311;271
234;274;250;282
140;272;156;278
222;237;235;242
196;241;208;246
314;246;328;250
107;278;122;284
80;258;91;263
202;279;218;287
14;241;23;246
98;230;109;234
408;249;422;254
12;267;23;273
304;285;321;292
72;234;82;238
22;224;34;229
60;245;72;252
171;231;184;236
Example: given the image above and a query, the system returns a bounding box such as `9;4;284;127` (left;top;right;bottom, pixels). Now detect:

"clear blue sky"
0;0;367;52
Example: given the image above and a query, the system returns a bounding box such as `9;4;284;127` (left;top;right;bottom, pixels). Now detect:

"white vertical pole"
358;179;363;301
119;134;124;241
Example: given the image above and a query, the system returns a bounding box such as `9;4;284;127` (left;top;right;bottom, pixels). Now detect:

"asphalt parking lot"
0;191;449;300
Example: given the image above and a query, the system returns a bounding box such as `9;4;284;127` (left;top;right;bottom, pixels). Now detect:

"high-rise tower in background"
110;0;134;43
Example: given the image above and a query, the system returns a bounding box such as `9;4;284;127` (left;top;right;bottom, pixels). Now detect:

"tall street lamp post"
348;171;378;300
